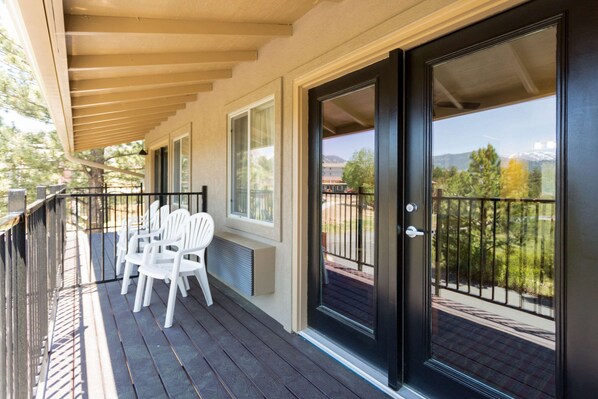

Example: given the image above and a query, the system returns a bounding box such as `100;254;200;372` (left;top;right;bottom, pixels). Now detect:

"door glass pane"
431;27;556;398
320;85;376;331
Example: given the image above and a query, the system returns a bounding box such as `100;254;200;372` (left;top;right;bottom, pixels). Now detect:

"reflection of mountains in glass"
433;151;556;171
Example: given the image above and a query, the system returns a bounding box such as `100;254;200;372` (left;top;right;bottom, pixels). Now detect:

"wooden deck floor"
41;232;390;399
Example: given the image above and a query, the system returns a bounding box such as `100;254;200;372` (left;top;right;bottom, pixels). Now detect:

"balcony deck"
41;232;390;399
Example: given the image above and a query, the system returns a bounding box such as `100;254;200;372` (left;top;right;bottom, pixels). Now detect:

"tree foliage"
0;25;144;211
0;27;50;122
342;148;374;193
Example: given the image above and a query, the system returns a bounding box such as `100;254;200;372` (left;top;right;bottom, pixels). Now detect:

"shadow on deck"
42;231;390;399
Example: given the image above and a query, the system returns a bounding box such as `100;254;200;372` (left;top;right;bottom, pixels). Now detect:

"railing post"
8;189;29;398
202;185;208;213
357;187;364;272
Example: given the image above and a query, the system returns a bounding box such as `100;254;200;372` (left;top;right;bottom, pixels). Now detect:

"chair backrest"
161;208;190;241
150;204;170;231
181;213;214;256
145;200;160;226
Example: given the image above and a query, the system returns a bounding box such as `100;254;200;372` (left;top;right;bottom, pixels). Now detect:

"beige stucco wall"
144;0;525;331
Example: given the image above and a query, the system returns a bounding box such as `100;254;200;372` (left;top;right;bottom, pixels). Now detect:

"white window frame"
225;78;282;241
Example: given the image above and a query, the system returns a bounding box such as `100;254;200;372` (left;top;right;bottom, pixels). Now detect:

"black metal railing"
0;185;66;398
433;194;556;319
321;188;375;271
63;186;207;285
68;183;143;195
232;189;273;223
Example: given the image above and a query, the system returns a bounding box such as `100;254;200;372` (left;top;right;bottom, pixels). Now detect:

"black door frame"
402;1;578;397
307;53;401;382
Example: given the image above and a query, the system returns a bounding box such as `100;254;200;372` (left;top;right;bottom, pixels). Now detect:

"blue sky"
323;96;556;160
433;96;556;157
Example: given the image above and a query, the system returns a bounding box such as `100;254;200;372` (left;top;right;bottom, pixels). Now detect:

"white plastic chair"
115;200;160;275
121;208;189;295
133;212;214;328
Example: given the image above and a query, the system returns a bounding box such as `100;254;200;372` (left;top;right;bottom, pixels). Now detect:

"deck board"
41;231;390;398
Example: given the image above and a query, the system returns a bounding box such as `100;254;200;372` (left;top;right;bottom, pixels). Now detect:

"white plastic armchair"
115;200;160;274
121;208;189;295
133;212;214;328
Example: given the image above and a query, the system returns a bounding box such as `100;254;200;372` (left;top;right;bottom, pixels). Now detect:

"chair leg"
183;276;190;290
194;268;213;306
177;277;188;298
121;261;133;295
164;277;179;328
143;277;154;307
134;274;146;312
116;249;124;275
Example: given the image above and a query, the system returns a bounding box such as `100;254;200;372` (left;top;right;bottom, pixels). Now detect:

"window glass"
230;99;275;224
173;135;190;207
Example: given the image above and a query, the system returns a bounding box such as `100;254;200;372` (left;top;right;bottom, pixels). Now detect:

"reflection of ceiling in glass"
433;26;556;120
322;85;375;138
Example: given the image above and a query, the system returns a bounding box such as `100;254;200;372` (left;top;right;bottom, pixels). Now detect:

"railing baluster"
456;199;461;291
505;201;511;305
445;199;451;288
491;200;498;301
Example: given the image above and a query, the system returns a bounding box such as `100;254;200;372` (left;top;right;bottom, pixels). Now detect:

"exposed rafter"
71;83;212;108
434;77;463;110
73;113;172;130
74;117;168;133
75;124;158;138
70;70;232;94
75;130;147;142
327;100;373;127
72;94;196;118
68;51;258;71
65;15;293;37
72;105;184;125
73;110;176;127
507;43;539;95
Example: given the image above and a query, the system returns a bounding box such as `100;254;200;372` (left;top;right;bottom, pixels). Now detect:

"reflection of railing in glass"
432;192;555;319
321;189;375;271
233;189;274;223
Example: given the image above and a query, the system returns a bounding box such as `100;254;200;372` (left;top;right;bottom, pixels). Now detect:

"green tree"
0;24;144;207
0;27;49;121
342;148;374;193
468;144;501;197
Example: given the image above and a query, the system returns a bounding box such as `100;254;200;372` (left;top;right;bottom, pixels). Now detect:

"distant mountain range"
323;155;346;163
433;151;556;171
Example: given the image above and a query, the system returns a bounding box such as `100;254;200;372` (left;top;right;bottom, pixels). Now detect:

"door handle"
405;226;425;238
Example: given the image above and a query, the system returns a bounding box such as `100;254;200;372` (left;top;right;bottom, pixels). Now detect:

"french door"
404;1;566;398
308;54;400;379
307;1;598;397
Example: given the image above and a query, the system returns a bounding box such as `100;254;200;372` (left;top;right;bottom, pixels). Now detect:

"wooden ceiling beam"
73;105;183;124
75;124;158;138
71;94;196;118
68;51;257;71
70;69;232;94
71;83;212;108
327;100;373;128
75;129;147;142
73;113;172;130
73;110;176;127
65;15;292;37
74;134;147;151
74;117;167;133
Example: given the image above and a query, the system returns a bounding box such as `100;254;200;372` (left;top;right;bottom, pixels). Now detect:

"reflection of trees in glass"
432;144;556;300
342;148;374;193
